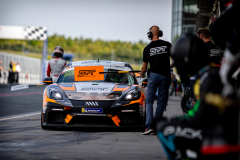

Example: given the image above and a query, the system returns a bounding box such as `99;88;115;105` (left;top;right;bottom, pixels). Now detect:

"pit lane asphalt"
0;84;183;160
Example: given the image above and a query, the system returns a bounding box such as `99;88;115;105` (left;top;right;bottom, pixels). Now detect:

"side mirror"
142;78;148;88
43;77;53;85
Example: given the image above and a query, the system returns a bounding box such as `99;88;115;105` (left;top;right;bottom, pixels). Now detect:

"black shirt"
205;41;221;65
143;40;172;77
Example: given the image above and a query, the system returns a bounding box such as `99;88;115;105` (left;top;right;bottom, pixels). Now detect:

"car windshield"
57;68;135;84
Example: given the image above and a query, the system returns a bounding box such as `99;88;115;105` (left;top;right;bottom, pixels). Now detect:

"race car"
41;60;147;129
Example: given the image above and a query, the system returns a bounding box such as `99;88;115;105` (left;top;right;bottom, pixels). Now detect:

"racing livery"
41;61;146;129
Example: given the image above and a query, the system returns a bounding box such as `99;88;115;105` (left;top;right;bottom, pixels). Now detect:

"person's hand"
139;72;145;78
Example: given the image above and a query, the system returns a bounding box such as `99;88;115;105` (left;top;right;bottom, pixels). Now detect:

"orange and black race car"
41;60;147;129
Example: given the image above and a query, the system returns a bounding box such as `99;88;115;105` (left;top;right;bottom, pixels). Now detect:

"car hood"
58;82;132;100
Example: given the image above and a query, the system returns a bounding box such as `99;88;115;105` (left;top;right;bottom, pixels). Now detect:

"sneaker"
142;128;154;135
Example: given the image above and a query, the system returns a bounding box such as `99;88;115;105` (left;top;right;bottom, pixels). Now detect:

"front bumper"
42;104;144;127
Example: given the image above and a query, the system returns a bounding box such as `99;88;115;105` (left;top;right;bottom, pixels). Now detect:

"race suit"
210;0;240;97
47;57;66;83
156;66;238;160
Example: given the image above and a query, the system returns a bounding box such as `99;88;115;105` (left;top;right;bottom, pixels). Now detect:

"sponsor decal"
63;70;74;77
116;103;121;106
78;87;109;91
11;84;29;91
75;84;113;92
77;113;106;116
110;65;125;68
74;66;104;81
82;108;103;113
163;126;202;140
85;101;99;106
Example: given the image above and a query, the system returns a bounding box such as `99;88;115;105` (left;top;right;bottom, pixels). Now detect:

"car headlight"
47;88;63;100
123;90;141;101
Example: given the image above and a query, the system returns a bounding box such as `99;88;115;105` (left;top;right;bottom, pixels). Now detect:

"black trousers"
8;71;14;83
15;72;19;83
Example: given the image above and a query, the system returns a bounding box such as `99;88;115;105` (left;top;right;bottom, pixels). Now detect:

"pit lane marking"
0;111;41;121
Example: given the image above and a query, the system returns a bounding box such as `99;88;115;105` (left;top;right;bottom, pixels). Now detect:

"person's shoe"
142;128;154;135
150;131;157;135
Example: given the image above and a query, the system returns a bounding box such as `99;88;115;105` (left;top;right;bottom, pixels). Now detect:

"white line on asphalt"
0;111;41;121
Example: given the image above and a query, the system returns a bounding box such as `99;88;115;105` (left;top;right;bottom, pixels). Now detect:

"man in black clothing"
197;28;222;66
156;35;238;160
8;60;13;83
140;25;172;135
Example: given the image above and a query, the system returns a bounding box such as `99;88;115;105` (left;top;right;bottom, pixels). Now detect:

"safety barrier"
0;52;43;84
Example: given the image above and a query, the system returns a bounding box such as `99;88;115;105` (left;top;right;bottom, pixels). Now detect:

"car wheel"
181;92;194;114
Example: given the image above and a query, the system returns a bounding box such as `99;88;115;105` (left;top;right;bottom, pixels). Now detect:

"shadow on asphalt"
45;126;144;132
168;96;181;102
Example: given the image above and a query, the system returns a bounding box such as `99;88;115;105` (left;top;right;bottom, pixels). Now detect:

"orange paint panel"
74;66;104;81
135;73;140;77
111;115;121;126
65;114;73;124
60;84;76;91
112;85;130;91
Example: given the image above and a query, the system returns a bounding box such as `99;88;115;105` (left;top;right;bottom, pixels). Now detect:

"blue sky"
0;0;172;43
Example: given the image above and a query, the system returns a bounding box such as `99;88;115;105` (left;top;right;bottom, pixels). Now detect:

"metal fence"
0;52;42;84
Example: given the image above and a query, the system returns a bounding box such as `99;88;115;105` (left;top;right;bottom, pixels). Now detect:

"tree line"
0;34;148;64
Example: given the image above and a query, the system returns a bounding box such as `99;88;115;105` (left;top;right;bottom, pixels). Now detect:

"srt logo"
79;70;96;76
210;49;220;57
85;101;99;106
150;46;167;56
150;46;167;53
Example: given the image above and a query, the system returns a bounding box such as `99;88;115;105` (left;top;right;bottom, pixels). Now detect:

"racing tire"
181;92;194;114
